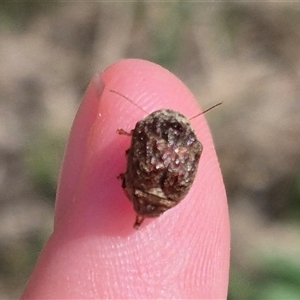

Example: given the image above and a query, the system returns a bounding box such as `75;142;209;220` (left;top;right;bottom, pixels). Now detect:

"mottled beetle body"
119;109;202;229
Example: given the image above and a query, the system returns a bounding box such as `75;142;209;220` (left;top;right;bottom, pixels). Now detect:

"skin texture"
21;59;230;299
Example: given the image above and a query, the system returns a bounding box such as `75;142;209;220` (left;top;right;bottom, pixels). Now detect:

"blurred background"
1;2;300;299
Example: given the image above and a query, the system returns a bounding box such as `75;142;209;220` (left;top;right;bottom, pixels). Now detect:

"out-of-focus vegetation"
230;256;300;300
0;2;58;31
0;2;300;299
25;131;65;199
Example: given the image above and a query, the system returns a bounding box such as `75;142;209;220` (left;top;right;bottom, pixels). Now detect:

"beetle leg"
117;129;132;136
117;173;124;180
133;215;145;229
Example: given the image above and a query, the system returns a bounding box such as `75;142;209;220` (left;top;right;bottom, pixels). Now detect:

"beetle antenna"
109;89;149;115
189;102;222;120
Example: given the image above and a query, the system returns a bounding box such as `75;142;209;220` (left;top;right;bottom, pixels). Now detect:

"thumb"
21;59;230;299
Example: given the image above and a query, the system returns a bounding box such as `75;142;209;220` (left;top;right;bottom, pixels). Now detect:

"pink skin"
21;59;230;299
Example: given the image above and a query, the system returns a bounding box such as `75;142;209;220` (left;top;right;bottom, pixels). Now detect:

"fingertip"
23;59;229;299
102;58;201;118
102;59;230;297
54;72;106;226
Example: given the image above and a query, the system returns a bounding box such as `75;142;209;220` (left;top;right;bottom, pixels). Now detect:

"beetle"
111;89;221;229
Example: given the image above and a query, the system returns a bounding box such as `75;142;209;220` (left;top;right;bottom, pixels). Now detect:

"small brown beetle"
111;90;221;229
